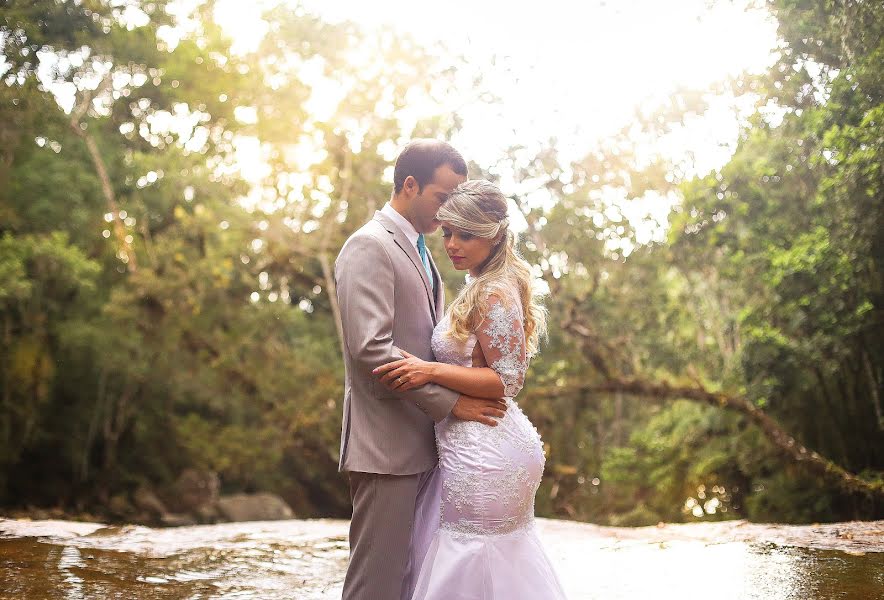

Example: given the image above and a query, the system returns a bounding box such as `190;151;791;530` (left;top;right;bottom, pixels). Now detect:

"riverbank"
3;514;882;553
2;516;882;599
3;509;882;553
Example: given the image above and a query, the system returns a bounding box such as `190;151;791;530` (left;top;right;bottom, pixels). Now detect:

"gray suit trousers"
342;466;442;600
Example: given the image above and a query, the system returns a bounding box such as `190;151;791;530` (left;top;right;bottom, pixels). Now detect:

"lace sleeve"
475;291;528;398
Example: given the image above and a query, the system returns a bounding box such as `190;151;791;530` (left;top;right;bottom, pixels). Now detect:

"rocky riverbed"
1;516;882;599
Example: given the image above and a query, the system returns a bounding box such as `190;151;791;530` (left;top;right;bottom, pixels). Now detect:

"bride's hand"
373;349;436;391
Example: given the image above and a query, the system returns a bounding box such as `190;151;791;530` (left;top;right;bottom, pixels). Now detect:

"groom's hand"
451;394;507;427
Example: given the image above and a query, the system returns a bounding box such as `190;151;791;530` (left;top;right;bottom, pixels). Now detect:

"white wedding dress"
410;282;568;600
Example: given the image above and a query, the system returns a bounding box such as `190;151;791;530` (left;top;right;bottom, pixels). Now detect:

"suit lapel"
427;247;445;321
374;212;437;323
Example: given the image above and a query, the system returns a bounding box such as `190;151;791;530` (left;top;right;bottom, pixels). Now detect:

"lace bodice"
430;317;476;368
429;280;545;542
431;284;530;398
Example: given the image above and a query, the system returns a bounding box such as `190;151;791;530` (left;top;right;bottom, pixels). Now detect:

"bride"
373;179;568;599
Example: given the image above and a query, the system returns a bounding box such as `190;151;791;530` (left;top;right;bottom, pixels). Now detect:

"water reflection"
57;546;85;600
1;517;881;599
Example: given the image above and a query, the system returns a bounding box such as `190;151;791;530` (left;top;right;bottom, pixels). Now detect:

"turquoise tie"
416;234;434;292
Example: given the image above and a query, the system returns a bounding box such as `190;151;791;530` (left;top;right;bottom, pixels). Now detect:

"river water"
1;516;882;599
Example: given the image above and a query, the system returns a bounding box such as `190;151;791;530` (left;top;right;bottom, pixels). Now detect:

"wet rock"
160;512;198;527
108;494;133;518
46;506;69;520
131;511;154;525
217;492;294;522
26;505;52;520
161;469;220;516
133;486;168;517
194;501;220;523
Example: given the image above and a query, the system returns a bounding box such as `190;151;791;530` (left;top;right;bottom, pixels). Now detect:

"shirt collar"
381;202;421;249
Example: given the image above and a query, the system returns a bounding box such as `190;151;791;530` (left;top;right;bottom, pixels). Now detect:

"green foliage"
0;0;880;525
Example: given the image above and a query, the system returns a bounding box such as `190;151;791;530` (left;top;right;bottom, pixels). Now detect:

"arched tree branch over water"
535;300;884;501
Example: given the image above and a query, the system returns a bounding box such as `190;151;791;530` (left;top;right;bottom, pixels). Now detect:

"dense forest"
1;0;881;526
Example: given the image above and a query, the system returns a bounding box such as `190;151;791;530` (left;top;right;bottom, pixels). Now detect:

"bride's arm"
427;363;504;399
471;292;528;399
373;351;504;399
375;292;528;400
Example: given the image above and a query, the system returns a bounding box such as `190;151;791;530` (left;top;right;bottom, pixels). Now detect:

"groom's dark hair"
393;139;467;194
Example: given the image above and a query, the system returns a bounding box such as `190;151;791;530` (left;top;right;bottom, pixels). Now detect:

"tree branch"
531;373;884;499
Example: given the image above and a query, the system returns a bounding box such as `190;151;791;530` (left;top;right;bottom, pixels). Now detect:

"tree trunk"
861;345;883;429
319;250;344;358
812;366;851;467
69;76;137;272
321;147;354;359
79;367;107;483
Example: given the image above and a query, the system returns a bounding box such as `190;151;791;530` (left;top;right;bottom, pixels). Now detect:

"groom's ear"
402;175;420;198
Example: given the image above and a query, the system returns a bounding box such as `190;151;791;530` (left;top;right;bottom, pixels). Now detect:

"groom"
335;139;508;600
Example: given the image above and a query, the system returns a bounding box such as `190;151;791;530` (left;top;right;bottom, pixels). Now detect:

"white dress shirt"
381;202;435;294
381;202;420;250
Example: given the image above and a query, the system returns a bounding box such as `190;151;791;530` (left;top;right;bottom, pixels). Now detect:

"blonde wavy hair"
437;179;548;356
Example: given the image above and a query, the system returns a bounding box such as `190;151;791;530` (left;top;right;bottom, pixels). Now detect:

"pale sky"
214;0;777;162
212;0;779;253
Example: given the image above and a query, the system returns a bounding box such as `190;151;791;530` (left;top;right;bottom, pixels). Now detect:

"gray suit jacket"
335;210;459;475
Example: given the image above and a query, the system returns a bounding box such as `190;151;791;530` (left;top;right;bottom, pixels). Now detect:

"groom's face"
408;164;467;234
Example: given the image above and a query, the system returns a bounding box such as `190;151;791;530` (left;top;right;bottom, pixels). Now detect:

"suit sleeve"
335;234;459;422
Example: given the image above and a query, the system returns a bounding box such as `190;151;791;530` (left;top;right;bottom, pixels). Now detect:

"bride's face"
441;224;496;276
